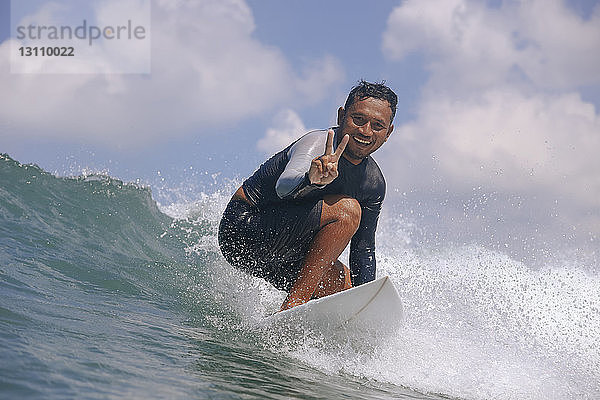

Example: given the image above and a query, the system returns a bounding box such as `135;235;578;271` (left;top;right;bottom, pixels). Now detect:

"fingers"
326;129;348;161
333;134;349;159
319;157;328;178
326;162;338;179
312;157;324;175
311;128;347;185
310;155;339;184
325;128;334;155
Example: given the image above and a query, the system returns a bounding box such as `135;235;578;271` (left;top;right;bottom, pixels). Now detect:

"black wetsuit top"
242;128;385;286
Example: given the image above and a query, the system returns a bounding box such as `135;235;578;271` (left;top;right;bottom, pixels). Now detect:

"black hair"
344;80;398;121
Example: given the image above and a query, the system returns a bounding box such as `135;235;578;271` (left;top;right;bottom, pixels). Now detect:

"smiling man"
218;81;397;310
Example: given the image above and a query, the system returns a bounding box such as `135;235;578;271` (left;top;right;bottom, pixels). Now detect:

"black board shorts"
218;199;323;292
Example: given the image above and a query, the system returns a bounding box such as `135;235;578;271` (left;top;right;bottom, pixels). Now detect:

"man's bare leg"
280;195;360;311
311;260;352;299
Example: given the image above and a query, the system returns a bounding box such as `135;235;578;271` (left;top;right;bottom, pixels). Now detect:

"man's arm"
349;204;380;286
276;129;349;199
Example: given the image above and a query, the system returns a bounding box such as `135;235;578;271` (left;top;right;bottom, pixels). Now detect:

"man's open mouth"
353;137;370;145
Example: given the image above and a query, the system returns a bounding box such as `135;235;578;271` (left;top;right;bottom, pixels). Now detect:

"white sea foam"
334;245;599;399
168;188;600;400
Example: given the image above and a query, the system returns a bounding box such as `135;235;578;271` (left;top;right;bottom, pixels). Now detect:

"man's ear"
337;107;345;126
385;124;394;141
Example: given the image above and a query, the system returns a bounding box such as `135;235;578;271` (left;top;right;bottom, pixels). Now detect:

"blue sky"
1;0;599;261
0;0;427;181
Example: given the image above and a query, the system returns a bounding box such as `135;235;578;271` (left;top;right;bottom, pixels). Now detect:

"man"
219;80;396;311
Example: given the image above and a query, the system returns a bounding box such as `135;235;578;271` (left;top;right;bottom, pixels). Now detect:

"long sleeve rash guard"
242;128;385;286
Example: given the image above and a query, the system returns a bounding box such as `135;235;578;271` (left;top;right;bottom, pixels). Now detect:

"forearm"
349;205;380;286
276;129;347;200
275;130;327;199
278;172;325;200
350;248;376;286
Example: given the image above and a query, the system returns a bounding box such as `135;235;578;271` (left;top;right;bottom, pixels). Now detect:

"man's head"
344;80;398;121
338;80;397;164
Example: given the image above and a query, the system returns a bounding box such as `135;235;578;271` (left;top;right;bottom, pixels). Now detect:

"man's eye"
373;123;385;131
351;116;365;125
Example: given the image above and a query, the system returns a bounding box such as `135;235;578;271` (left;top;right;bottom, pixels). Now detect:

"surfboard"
264;276;403;335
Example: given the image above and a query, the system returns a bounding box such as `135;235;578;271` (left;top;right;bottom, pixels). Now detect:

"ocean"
1;153;599;400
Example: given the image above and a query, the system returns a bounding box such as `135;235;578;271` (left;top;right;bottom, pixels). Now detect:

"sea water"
1;153;599;399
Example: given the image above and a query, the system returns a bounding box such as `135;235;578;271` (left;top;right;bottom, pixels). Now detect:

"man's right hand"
308;129;349;186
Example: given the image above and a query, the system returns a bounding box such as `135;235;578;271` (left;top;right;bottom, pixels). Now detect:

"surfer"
218;80;396;310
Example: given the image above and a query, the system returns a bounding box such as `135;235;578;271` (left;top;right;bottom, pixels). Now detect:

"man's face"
337;97;394;164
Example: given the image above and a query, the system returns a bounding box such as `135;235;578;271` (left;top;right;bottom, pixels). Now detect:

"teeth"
354;137;370;144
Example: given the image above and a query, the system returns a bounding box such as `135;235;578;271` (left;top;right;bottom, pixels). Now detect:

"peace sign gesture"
308;129;350;186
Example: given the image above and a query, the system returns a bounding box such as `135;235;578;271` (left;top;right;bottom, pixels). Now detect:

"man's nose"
358;121;373;136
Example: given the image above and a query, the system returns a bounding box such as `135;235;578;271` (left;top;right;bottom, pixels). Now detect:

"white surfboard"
264;276;403;335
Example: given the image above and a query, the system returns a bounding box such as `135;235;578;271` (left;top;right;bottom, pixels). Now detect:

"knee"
324;196;361;233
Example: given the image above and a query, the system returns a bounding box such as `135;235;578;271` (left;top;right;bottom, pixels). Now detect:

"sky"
1;0;599;265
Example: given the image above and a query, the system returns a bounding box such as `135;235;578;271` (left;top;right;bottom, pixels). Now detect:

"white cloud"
257;109;307;155
389;89;600;208
380;0;600;249
383;0;600;90
294;55;346;103
0;0;344;147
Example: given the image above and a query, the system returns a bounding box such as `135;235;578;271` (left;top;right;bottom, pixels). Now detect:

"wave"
1;153;188;298
1;153;599;400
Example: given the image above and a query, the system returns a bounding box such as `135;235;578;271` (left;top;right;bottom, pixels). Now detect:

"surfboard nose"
262;276;404;338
